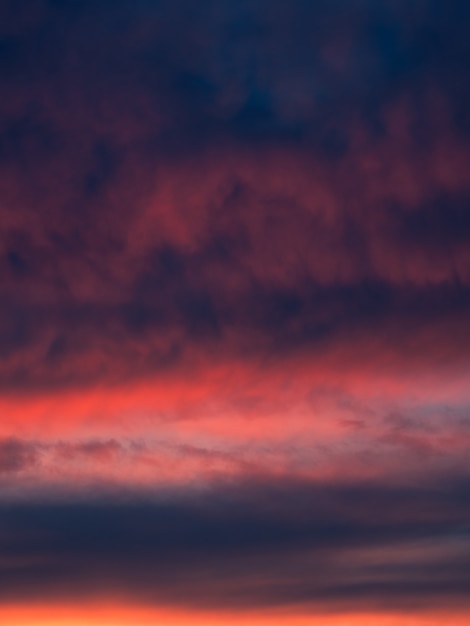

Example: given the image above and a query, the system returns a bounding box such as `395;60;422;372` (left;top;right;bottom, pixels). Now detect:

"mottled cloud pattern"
0;0;469;621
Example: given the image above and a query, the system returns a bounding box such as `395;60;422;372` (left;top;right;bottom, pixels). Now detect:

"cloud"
0;439;38;474
1;399;469;494
0;2;468;618
0;0;468;393
0;474;469;610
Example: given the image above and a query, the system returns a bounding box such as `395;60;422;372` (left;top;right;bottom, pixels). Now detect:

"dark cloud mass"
0;476;469;609
0;0;468;389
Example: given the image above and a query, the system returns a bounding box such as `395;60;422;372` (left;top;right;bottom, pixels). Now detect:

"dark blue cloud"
0;474;469;608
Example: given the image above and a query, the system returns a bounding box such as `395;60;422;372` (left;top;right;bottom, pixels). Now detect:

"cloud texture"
0;0;469;622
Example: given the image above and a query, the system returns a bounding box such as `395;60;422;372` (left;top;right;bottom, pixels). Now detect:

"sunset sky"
0;0;469;624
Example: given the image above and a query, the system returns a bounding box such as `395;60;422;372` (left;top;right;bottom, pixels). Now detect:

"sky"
0;0;469;624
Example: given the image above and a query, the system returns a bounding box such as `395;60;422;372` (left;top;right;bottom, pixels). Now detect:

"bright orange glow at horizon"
2;605;470;626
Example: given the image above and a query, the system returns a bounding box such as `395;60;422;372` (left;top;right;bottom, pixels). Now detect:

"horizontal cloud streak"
0;475;469;610
1;399;470;493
